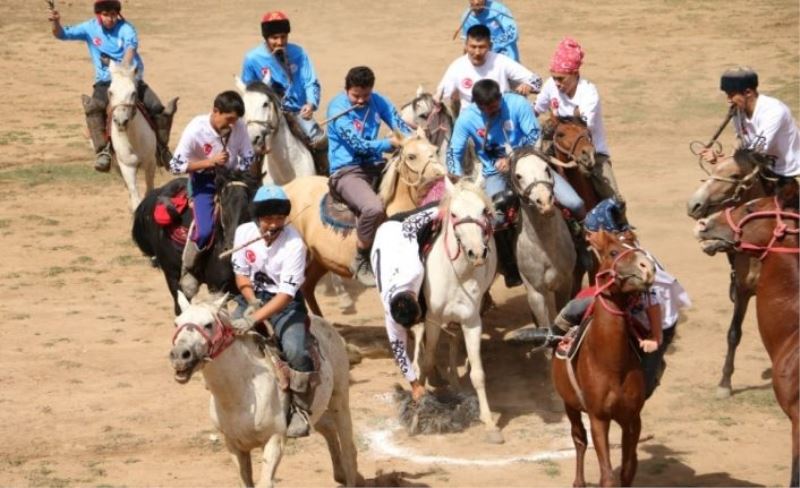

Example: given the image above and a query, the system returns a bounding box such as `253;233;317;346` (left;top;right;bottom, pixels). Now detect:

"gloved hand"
231;313;256;335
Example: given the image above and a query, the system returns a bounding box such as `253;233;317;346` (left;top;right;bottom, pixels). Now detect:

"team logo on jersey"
203;143;213;156
461;78;474;89
261;67;271;78
550;99;560;110
477;127;486;138
92;37;102;47
245;249;256;263
353;119;364;131
503;120;514;131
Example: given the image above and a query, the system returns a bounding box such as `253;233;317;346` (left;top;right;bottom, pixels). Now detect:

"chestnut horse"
552;230;655;487
695;190;799;487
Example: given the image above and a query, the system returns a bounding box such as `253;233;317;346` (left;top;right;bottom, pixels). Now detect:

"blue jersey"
240;43;321;113
460;1;520;62
57;18;143;83
327;91;412;174
447;93;539;177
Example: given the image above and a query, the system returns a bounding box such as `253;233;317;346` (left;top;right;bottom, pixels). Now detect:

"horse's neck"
267;116;314;183
756;251;800;359
201;339;279;410
111;111;155;157
385;178;418;215
584;292;638;371
521;205;563;247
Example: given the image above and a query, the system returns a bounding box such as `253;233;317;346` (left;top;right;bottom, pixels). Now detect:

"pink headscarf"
549;37;584;74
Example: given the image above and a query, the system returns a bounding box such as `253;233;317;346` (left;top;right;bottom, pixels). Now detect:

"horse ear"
573;106;582;120
587;229;609;253
109;60;119;73
444;173;456;194
177;291;191;313
415;126;427;140
212;293;230;312
234;75;247;94
164;97;179;116
416;85;424;97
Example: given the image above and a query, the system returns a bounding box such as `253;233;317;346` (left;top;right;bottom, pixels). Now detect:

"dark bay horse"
695;189;799;487
552;230;656;487
686;148;775;397
132;168;258;315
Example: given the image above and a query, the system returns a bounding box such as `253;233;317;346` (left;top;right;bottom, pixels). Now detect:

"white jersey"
631;253;691;331
534;77;610;156
169;114;255;174
733;94;800;177
371;204;441;382
231;222;306;297
436;52;542;114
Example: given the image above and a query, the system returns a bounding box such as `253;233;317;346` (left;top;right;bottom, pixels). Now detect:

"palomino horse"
686;148;774;397
510;147;576;327
108;61;178;211
169;293;361;488
411;178;502;443
552;230;655;487
132;168;258;315
283;129;444;316
235;77;319;185
695;191;799;487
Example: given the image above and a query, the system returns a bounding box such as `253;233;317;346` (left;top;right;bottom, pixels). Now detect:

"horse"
283;129;444;316
108;61;178;211
694;190;799;487
552;230;656;487
686;148;774;397
169;293;361;488
235;77;320;185
510;147;576;327
400;87;454;171
410;177;502;443
132;167;258;315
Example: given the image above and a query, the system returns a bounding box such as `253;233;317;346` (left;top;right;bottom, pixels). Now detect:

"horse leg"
144;155;156;195
302;258;327;317
588;415;614;487
461;319;503;444
411;323;425;384
619;415;641;486
446;330;461;389
565;404;588;487
256;433;283;488
790;413;798;488
330;274;356;314
332;395;362;487
314;411;346;484
224;440;255;488
118;162;142;212
526;286;550;329
717;286;752;398
421;319;442;386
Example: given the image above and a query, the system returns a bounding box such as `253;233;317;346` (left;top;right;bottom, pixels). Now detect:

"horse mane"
378;150;402;205
439;178;495;215
733;147;774;170
214;166;259;191
556;115;587;127
245;81;283;109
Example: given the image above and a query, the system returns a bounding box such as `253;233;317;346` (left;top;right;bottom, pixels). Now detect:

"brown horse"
695;189;799;487
284;129;444;316
686;148;775;397
552;230;656;487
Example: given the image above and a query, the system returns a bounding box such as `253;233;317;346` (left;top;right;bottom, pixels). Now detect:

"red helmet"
94;0;121;13
261;11;290;38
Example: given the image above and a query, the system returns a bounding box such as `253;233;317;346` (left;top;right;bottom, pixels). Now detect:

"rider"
437;24;541;115
699;66;800;180
458;0;521;62
49;0;173;172
533;37;622;201
370;202;442;402
169;91;256;297
327;66;413;286
240;11;324;149
229;184;314;438
510;197;691;398
447;79;585;287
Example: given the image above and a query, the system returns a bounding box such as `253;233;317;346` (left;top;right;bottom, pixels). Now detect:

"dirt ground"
0;0;798;486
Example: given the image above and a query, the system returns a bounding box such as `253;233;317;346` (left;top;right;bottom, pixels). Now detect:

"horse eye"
515;173;522;180
610;250;619;257
408;154;417;160
262;102;269;108
203;322;213;331
451;212;457;220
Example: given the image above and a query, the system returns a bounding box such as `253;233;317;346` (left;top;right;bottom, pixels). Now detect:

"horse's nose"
467;248;477;260
696;218;709;232
481;246;488;259
638;259;655;284
687;198;705;219
170;345;194;364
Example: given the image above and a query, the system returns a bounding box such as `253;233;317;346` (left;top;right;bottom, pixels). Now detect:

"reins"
723;196;800;260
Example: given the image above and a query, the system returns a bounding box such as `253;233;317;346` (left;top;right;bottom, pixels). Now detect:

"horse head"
589;230;655;294
545;108;595;171
108;60;138;130
401;87;454;148
441;176;494;267
694;184;800;257
686;148;773;219
169;292;232;383
214;167;258;251
511;146;556;215
379;128;444;205
236;77;281;155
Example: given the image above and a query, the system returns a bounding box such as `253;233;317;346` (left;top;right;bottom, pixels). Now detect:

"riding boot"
494;228;522;288
179;240;201;298
286;369;317;438
153;111;175;168
350;247;376;287
82;95;112;173
506;315;571;347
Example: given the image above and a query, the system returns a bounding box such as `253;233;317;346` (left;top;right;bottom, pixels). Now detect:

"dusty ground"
0;0;798;486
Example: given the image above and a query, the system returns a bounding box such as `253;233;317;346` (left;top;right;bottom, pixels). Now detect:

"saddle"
152;179;192;248
255;317;322;392
555;299;647;361
319;192;357;234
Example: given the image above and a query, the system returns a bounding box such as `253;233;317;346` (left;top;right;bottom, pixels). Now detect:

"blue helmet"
252;184;291;218
585;197;630;233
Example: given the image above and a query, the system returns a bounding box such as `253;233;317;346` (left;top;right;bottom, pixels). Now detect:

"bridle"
246;92;281;153
172;311;236;361
593;246;649;316
722;196;800;260
551;119;594;168
509;147;555;207
442;204;493;262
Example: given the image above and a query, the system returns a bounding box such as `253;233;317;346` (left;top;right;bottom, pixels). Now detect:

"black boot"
82;95;112;172
505;325;563;347
494;228;522;288
153;98;178;168
286;369;316;438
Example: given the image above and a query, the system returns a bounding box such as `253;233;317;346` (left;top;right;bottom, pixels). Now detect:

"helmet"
94;0;121;13
261;11;291;38
390;291;421;327
584;197;630;233
251;184;291;218
720;67;758;93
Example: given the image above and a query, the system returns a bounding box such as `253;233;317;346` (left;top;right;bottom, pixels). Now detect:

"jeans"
295;115;324;145
553;171;586;219
483;173;510;226
642;325;676;399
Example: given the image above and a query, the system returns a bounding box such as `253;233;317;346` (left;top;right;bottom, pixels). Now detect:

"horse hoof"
484;428;505;444
715;386;732;399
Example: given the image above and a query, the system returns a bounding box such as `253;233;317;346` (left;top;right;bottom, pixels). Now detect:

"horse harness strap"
724;196;800;260
172;312;236;360
443;207;493;262
562;317;592;412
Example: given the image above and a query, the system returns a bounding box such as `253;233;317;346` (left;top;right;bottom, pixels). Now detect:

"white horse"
511;148;576;327
235;76;316;185
411;177;502;443
108;61;176;211
169;293;361;488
